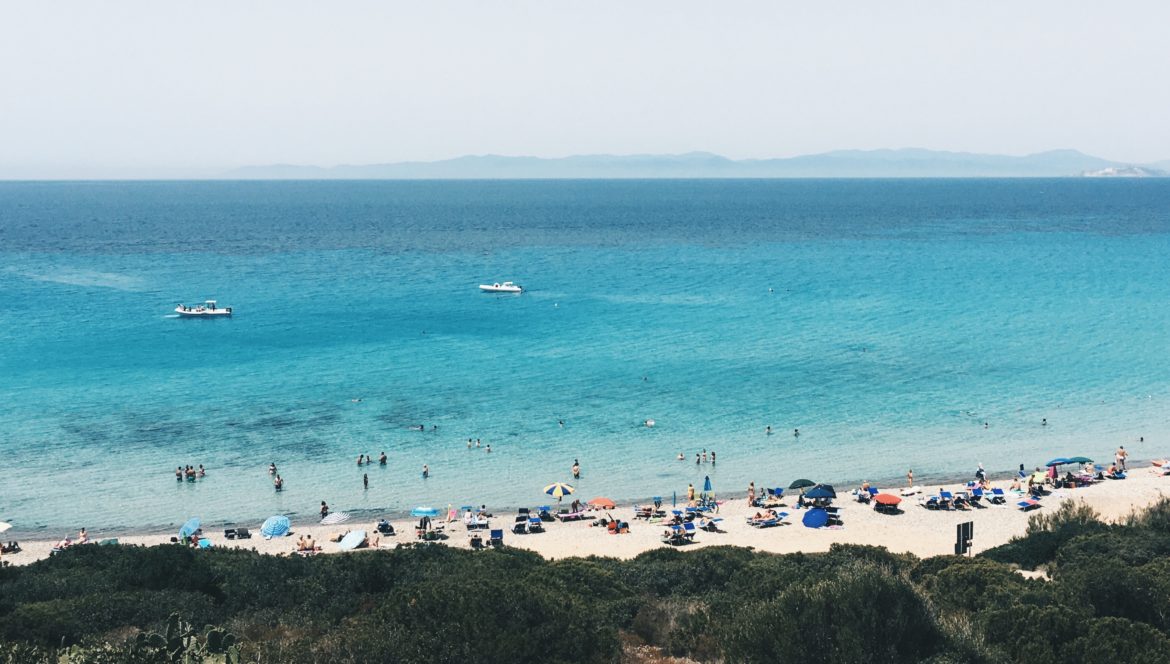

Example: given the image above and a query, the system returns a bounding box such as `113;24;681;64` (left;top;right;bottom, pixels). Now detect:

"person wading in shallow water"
572;459;580;479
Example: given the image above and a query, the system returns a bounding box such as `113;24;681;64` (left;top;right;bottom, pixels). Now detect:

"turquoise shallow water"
1;179;1168;534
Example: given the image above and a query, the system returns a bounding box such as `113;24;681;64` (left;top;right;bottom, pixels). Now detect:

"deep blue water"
2;179;1168;534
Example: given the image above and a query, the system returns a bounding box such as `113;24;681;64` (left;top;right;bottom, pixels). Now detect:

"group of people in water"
174;465;206;481
466;438;492;453
678;449;716;464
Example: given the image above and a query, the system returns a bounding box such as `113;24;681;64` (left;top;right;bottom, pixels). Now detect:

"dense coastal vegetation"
2;499;1169;664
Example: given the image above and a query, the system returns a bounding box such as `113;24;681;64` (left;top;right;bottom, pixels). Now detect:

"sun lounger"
699;518;724;532
235;528;252;539
748;518;779;528
938;491;954;510
554;510;588;522
527;517;544;533
489;529;504;547
223;528;237;540
1017;499;1041;511
512;516;528;534
661;525;688;546
952;493;970;510
969;488;985;506
989;488;1006;504
682;522;697;542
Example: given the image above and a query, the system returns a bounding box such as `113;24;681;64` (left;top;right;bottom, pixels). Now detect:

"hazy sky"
1;1;1167;177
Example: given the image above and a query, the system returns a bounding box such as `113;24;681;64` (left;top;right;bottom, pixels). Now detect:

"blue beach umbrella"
805;485;836;500
703;476;713;493
1046;458;1072;467
802;508;829;529
178;517;200;538
260;515;290;538
411;506;440;518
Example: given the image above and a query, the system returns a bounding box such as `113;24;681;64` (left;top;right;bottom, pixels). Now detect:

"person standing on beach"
363;473;368;490
572;459;580;479
907;469;914;487
747;481;755;505
687;483;695;502
1116;446;1128;471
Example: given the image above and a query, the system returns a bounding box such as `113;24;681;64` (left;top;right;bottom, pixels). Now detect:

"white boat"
175;300;233;317
479;281;523;293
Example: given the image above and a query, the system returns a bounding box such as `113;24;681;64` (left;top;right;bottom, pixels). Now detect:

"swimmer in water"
794;428;800;437
1042;418;1047;426
422;464;429;478
765;425;772;435
677;452;685;461
268;462;277;475
558;419;565;428
485;444;491;453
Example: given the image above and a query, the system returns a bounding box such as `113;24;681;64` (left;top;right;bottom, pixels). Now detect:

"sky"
1;1;1167;177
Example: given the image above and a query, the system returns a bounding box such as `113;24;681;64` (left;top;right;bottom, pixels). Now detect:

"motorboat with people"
479;281;523;293
175;300;232;317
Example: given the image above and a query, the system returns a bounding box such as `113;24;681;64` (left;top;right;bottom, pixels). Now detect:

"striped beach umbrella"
178;517;200;538
260;515;290;538
0;522;11;534
543;482;575;498
320;511;350;525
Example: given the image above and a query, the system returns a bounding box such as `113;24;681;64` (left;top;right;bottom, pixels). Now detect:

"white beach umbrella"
0;522;11;534
321;511;351;525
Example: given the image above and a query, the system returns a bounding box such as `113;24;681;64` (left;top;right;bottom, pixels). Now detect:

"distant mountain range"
225;149;1169;179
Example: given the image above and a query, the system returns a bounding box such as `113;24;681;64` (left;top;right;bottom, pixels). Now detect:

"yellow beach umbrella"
543;482;575;498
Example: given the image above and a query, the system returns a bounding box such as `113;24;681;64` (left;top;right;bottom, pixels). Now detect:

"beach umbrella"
587;497;616;509
178;517;200;538
703;476;713;493
874;493;902;506
1066;456;1093;464
338;530;366;551
543;482;575;498
805;484;836;500
0;522;11;534
802;508;829;529
321;511;351;525
1046;458;1072;467
410;506;440;518
260;515;290;538
788;479;815;490
1031;471;1047;482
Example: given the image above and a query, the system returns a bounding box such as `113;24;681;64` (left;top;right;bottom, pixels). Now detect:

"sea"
2;179;1168;535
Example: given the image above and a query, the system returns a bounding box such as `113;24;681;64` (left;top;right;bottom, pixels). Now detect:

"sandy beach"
6;463;1167;567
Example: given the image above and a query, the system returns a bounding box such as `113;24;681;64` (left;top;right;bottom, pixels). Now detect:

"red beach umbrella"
874;493;902;506
587;497;616;509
